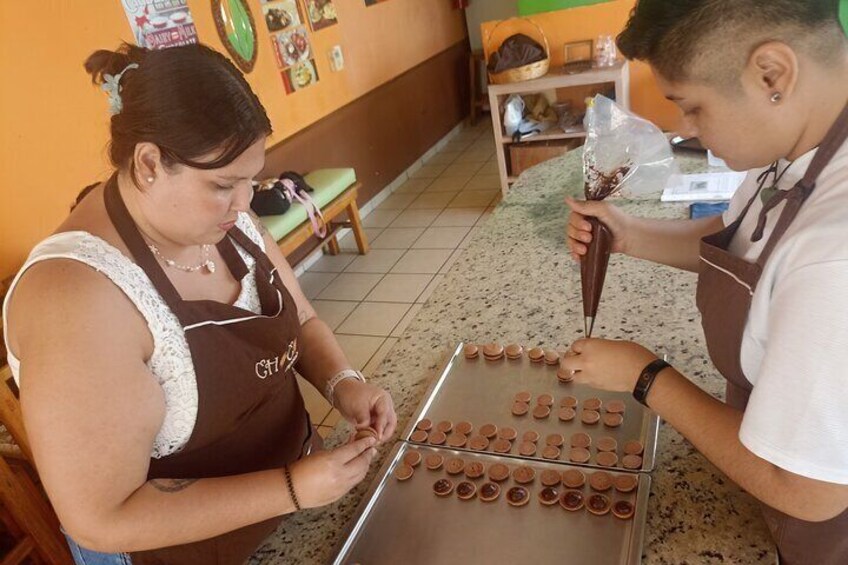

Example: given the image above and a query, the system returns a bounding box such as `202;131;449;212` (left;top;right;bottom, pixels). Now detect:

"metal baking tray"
331;442;651;565
402;343;660;472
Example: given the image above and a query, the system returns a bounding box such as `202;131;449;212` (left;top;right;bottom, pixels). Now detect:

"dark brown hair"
617;0;846;84
84;43;272;183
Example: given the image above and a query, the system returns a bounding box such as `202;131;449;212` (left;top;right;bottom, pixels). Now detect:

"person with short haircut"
3;43;396;565
562;2;848;563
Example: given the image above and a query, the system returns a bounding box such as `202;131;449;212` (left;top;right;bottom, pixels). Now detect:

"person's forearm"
295;317;351;400
647;367;848;521
625;215;723;272
71;469;296;553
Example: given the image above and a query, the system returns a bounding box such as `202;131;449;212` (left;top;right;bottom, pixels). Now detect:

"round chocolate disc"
561;469;586;489
545;433;565;447
492;438;512;453
446;432;468;448
596;452;619;468
428;430;447;445
479;482;501;502
603;413;624;428
587;493;611;516
464;461;485;480
570;433;592;449
511;401;530;416
543;350;560;365
539;486;560;505
403;451;422;468
518;441;537;457
622;455;643;470
506;486;530;507
456;481;477;500
536;394;554;407
455;421;473;436
560;396;579;408
583;398;603;411
605;399;626;414
560;489;585;511
614;474;638;494
445;457;466;475
433;478;454;497
416;418;433;431
596;437;618;453
558;407;576;422
623;440;644;456
612;500;635;520
436;420;453;434
463;344;479;359
542;445;561;460
394;463;414;481
581;410;601;425
410;430;429;443
528;347;545;362
479;423;498;439
505;343;523;359
522;430;540;443
487;463;510;482
498;426;518;441
469;435;490;451
589;471;613;492
514;391;532;403
532;405;551;419
540;469;562;487
425;453;444;471
569;447;591;464
512;465;536;484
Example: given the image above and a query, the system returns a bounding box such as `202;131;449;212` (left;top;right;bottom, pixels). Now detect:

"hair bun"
84;43;147;85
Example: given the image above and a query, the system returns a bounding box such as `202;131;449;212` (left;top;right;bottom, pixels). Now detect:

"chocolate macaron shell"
468;435;490;451
492;438;512;453
394;463;414;481
428;431;447;445
456;481;477;501
511;401;530;416
603;413;624;428
498;426;518;441
515;391;532;403
479;482;501;502
612;500;635;520
447;433;468;448
522;430;540;443
561;469;586;489
410;430;429;443
613;474;638;493
425;454;444;471
505;343;523;359
560;395;579;408
544;350;560;365
539;486;560;506
506;486;530;507
542;445;561;460
436;420;453;434
569;447;591;464
433;478;454;497
571;433;592;449
596;437;618;453
415;418;433;431
464;461;485;480
455;421;473;436
403;451;422;468
518;441;537;457
528;347;545;362
445;457;466;475
487;463;510;482
512;465;536;484
622;454;643;470
541;469;562;487
588;471;613;492
463;344;479;359
581;410;601;425
587;493;612;516
558;407;576;422
536;394;554;407
560;489;585;511
596;451;619;468
479;423;498;439
623;440;644;456
532;405;551;419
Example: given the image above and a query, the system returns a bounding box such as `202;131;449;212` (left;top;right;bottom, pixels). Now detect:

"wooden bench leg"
325;236;340;256
347;199;369;255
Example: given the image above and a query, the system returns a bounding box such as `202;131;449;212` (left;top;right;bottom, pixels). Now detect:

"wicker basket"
485;17;550;85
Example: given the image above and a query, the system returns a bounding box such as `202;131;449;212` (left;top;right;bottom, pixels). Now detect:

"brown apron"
103;176;313;565
696;105;848;565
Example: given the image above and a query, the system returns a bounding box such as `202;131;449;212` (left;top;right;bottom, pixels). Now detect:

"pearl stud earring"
770;92;782;104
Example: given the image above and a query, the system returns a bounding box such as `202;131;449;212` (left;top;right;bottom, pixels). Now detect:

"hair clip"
101;63;139;115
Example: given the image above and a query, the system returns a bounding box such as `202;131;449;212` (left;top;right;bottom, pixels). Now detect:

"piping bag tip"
584;316;595;339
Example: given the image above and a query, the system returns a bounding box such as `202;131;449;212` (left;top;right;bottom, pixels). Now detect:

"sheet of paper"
661;171;747;202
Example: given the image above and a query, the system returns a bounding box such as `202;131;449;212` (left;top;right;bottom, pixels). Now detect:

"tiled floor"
297;121;498;438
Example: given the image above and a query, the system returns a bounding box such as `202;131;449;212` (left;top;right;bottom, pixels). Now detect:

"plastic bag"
582;95;676;200
503;94;556;140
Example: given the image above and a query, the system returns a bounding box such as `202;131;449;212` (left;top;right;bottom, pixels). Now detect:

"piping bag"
579;95;678;337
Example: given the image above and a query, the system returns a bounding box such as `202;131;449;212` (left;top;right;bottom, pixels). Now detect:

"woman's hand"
565;197;633;260
333;380;397;443
560;339;658;393
289;436;377;509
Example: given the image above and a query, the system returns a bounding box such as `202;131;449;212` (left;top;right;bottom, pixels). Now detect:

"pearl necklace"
148;243;217;274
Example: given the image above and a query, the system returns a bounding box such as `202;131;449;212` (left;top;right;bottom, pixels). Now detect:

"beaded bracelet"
283;465;301;511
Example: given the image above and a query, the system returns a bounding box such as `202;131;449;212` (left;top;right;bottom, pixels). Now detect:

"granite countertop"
252;149;776;564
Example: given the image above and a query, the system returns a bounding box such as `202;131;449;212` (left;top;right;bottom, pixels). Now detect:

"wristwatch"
325;369;366;407
632;359;670;407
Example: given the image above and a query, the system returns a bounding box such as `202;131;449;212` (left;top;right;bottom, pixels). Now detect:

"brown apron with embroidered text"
103;177;313;565
696;105;848;565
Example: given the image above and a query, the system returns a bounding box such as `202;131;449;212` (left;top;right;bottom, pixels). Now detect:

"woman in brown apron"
3;43;396;564
562;2;848;563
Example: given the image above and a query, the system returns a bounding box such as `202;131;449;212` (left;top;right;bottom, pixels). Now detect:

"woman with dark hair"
2;42;396;565
563;1;848;563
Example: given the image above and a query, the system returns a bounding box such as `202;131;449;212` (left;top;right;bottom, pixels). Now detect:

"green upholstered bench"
259;168;369;258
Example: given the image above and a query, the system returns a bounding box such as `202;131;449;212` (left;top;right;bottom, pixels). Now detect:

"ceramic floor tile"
477;161;500;175
297;271;338;299
416;274;446;304
316;273;383;301
424;176;470;193
365;273;433;302
334;334;386;370
431;207;486;227
438;248;466;274
444;141;474;153
388;208;440;228
297;375;331;422
390;304;423;338
392;178;433;194
459;226;483;249
308;252;358;273
424;151;462;165
378;193;418;210
409;163;448;179
412;226;471;249
343;249;405;274
362;208;402;228
339;227;383;252
448;190;498;208
336;302;411;337
316;426;334;438
476;206;496;225
370;227;425;249
464;174;502;191
363;337;399;376
407;191;455;210
443;161;485;177
320;409;343;428
455;149;493;163
311;300;359;330
390;249;453;274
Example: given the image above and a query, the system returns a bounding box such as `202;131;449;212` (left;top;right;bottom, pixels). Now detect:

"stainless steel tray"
402;343;660;472
332;442;651;565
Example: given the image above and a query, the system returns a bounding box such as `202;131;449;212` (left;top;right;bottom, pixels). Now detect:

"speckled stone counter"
251;150;777;564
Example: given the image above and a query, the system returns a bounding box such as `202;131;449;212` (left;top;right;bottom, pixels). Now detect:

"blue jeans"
64;533;132;565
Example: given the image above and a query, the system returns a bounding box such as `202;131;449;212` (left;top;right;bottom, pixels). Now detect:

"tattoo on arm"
149;478;199;493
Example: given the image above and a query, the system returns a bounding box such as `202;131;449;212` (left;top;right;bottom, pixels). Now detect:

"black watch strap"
633;359;670;407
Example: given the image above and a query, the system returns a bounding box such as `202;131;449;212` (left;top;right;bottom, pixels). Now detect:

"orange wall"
481;0;680;131
0;1;466;279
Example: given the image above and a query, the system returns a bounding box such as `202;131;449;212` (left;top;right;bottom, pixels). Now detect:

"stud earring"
770;92;782;104
147;177;154;183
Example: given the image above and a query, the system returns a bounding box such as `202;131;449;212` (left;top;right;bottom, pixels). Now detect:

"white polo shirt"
721;137;848;484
